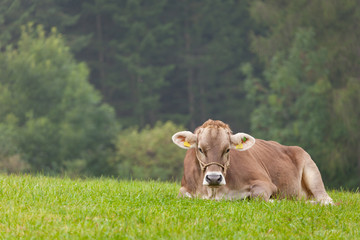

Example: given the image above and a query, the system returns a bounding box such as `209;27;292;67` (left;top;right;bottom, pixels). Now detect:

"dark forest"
0;0;359;188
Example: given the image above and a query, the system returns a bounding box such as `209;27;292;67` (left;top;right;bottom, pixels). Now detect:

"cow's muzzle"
203;171;226;187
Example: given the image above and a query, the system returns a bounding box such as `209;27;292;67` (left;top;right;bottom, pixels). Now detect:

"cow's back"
227;139;306;197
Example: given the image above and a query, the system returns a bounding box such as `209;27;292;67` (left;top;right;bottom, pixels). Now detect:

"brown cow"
172;119;333;205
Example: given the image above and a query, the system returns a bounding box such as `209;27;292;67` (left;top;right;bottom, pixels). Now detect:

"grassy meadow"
0;174;359;239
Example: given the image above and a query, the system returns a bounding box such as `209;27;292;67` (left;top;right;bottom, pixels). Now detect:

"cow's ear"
230;133;255;151
172;131;197;149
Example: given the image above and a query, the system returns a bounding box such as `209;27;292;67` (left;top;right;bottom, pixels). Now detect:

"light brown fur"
176;120;333;204
195;120;232;133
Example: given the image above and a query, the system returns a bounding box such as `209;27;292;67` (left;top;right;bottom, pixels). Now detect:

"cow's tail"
301;149;333;205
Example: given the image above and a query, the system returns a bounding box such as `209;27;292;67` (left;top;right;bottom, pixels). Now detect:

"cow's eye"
198;148;203;154
225;149;230;153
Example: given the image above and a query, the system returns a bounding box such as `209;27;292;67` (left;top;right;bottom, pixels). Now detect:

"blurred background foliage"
0;0;359;188
111;121;184;181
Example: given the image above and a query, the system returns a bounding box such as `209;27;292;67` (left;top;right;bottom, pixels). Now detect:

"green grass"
0;174;359;239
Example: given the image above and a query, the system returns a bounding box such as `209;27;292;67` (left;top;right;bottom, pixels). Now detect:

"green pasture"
0;174;359;239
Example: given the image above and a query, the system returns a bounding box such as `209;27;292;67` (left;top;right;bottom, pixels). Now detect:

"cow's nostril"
205;175;211;183
217;175;222;183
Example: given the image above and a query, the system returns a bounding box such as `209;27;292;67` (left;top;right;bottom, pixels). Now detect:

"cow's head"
172;119;255;187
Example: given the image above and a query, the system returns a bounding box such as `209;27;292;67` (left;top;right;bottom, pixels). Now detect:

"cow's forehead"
197;127;230;147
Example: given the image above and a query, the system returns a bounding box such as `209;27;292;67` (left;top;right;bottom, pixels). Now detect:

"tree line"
0;0;359;188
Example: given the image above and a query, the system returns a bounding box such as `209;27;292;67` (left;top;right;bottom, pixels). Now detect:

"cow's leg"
178;187;192;198
250;180;277;201
302;152;333;205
